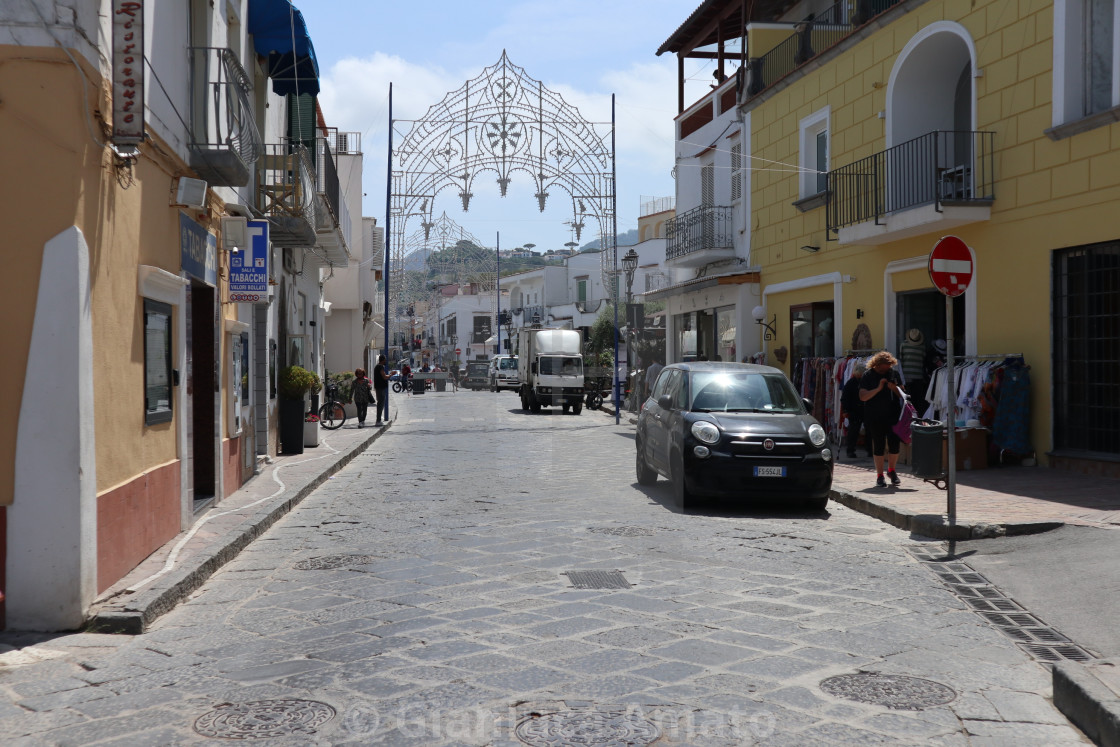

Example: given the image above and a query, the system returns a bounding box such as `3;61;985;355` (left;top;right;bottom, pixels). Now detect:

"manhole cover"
819;673;956;710
588;526;655;537
293;555;380;570
194;699;336;739
563;570;631;589
515;710;660;746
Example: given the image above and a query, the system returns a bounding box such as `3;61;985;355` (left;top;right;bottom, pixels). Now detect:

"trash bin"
412;377;426;395
435;378;446;392
911;420;945;478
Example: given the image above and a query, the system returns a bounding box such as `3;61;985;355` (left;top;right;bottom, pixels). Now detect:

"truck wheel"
572;401;582;415
529;391;541;413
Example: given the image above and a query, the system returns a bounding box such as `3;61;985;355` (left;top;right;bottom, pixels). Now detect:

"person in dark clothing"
859;351;906;487
351;368;372;427
840;367;870;458
373;355;390;425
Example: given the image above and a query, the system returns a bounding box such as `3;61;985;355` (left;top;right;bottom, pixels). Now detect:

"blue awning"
248;0;320;96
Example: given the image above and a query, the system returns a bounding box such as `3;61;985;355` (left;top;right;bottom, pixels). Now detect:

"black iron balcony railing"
316;135;341;223
188;47;262;186
745;0;902;99
255;142;317;246
827;130;996;233
666;205;734;261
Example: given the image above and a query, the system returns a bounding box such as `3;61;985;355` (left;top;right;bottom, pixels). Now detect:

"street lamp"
621;248;639;411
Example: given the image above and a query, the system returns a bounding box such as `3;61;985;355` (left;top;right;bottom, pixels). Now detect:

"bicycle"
317;382;347;430
391;374;410;394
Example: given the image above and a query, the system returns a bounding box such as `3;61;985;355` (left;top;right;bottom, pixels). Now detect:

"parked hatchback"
636;362;833;511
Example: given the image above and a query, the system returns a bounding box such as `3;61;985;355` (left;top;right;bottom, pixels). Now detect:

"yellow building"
661;0;1120;475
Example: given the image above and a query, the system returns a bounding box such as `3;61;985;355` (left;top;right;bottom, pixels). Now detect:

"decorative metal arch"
388;51;617;350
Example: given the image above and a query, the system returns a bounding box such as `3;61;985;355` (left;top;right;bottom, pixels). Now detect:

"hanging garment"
992;362;1032;454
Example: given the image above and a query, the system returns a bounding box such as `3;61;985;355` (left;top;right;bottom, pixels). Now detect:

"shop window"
790;302;834;374
1054;0;1120;126
144;298;173;425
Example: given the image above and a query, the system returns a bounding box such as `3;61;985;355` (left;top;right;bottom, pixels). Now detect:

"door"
189;282;217;510
642;368;674;472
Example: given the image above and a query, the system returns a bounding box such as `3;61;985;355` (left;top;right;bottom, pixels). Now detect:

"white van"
488;354;519;392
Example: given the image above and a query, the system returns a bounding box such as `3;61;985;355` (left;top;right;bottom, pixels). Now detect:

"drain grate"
588;526;656;537
515;709;660;746
293;555;381;571
194;699;336;739
563;570;632;589
1020;643;1094;662
912;546;1094;664
820;673;957;710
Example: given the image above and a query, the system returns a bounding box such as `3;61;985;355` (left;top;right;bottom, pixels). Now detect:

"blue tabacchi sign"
179;212;216;285
227;220;270;304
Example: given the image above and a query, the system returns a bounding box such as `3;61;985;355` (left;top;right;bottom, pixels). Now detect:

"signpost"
928;235;973;528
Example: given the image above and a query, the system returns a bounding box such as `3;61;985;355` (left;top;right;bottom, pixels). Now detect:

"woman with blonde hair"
859;350;906;486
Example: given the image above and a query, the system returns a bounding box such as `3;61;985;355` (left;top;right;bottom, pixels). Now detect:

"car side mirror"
802;397;813;413
531;362;537;374
658;394;673;410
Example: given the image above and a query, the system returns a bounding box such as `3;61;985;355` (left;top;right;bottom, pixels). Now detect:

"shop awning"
248;0;320;96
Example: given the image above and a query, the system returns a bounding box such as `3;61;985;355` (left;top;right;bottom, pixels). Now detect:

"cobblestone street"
0;390;1089;745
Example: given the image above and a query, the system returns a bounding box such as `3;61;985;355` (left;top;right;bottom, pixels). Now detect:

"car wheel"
636;440;657;486
671;450;692;512
572;401;582;415
806;494;829;511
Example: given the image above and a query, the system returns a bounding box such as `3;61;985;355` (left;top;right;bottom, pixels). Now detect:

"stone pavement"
0;390;1096;744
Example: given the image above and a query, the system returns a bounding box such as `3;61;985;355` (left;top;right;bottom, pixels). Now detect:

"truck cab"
517;328;585;414
464;361;490;390
488;355;519;392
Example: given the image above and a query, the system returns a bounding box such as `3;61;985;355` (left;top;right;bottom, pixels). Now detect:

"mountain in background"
579;229;639;252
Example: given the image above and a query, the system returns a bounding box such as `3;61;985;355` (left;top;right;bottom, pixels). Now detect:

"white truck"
517;328;585;414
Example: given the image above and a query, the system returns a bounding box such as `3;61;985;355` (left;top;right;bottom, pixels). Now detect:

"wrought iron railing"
745;0;903;99
640;195;675;216
827;130;996;232
255;142;317;244
666;205;733;261
187;47;262;185
316;137;340;221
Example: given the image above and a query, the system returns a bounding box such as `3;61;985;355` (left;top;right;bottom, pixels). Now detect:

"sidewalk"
87;413;394;634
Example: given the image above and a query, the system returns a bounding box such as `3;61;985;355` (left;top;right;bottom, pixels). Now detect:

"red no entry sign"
455;348;461;355
928;235;973;297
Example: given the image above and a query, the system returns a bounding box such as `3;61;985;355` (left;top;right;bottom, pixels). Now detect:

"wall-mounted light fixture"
752;305;777;341
800;245;820;253
856;308;864;319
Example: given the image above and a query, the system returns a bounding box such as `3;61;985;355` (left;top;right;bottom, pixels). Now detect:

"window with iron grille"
731;143;742;202
701;162;714;206
1053;241;1120;456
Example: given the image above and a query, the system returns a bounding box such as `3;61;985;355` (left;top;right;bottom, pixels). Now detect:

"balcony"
665;205;734;268
188;47;262;186
255;142;317;247
743;0;903;102
827;130;995;244
310;133;350;265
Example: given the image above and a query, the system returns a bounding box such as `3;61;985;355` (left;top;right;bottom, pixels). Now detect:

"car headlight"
691;421;721;445
808;423;827;447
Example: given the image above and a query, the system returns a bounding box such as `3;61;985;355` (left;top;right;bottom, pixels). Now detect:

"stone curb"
86;423;391;635
1053;660;1120;746
828;487;1063;539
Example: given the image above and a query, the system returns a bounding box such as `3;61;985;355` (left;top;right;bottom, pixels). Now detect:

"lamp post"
621;248;639;410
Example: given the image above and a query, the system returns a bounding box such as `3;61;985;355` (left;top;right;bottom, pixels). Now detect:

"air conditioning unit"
173;177;208;210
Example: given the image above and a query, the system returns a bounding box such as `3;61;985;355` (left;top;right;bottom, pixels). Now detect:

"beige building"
0;0;352;630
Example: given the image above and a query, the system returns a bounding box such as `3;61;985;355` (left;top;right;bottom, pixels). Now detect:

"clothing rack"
844;348;878;356
951;353;1023;361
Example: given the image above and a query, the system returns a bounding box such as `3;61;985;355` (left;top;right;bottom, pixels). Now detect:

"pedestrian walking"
840;367;869;458
351;368;372;427
373;355;390;425
860;351;906;486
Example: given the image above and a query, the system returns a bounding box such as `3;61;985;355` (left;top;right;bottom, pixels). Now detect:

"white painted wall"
9;227;97;631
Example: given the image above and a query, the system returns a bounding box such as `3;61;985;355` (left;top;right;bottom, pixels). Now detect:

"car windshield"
539;356;583;376
688;372;803;413
499;358;517;370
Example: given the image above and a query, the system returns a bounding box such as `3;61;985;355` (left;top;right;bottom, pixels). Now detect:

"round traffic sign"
455;348;461;355
928;235;973;297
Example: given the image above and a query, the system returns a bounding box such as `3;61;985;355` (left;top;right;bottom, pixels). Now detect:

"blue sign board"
179;212;217;285
227;220;270;304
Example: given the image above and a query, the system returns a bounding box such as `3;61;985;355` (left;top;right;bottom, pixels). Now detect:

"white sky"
295;0;722;252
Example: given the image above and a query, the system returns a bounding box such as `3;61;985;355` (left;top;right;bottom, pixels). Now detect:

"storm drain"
588;526;656;537
910;547;1094;663
820;673;957;710
563;570;632;589
293;554;380;571
194;699;336;739
515;709;659;746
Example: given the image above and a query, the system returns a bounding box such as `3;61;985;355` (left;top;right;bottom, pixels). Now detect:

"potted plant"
278;365;319;455
304;412;320;448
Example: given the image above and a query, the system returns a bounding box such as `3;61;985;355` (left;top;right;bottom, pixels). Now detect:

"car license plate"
754;466;786;477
